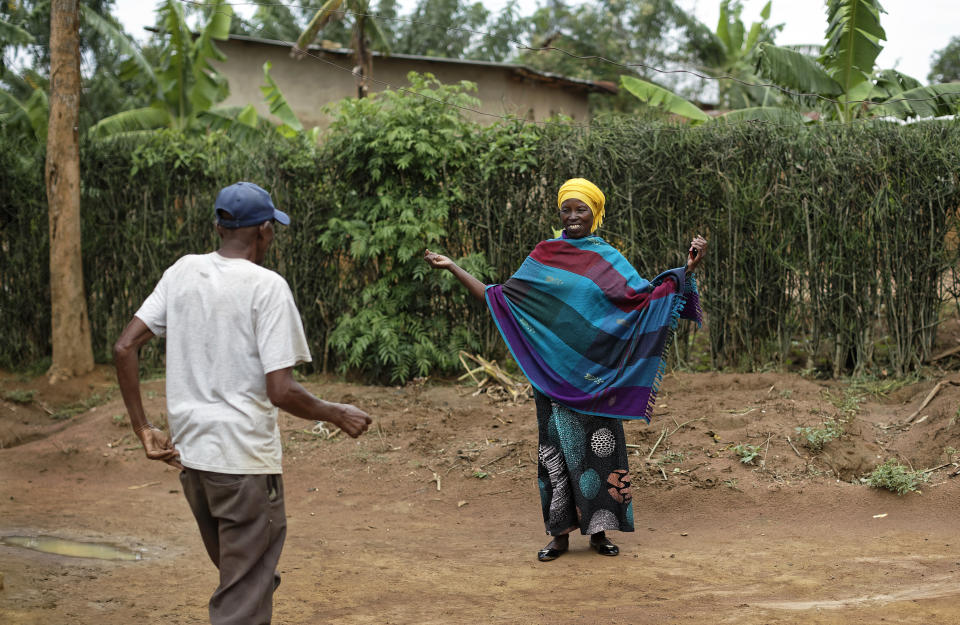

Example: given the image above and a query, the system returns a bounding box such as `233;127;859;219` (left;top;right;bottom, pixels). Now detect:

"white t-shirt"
135;252;311;474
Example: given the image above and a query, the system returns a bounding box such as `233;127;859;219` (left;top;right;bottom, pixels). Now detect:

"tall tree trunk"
46;0;94;383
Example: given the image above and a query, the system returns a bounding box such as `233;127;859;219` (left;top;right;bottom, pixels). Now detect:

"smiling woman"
424;177;707;562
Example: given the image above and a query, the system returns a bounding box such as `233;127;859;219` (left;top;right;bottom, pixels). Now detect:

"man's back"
135;252;311;474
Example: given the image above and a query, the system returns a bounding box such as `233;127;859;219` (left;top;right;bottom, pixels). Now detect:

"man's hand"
136;425;184;470
332;403;372;438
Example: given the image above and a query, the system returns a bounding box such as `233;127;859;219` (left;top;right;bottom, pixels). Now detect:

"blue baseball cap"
215;182;290;228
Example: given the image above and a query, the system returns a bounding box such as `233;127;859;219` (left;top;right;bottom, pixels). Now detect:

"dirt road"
2;368;960;624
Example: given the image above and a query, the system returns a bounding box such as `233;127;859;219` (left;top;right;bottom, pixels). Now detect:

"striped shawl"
485;234;701;421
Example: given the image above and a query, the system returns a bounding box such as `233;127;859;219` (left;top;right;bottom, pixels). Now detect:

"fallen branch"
760;434;773;469
645;428;667;461
905;380;960;423
459;351;529;402
476;489;513;497
669;417;705;437
480;450;515;469
127;481;160;490
786;436;802;458
930;344;960;362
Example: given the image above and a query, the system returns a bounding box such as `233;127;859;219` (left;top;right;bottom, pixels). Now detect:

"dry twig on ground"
458;351;530;403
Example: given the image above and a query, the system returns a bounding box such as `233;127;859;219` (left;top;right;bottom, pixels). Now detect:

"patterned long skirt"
535;390;635;536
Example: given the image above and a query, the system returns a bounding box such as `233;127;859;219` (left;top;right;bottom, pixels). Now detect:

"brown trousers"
180;469;287;625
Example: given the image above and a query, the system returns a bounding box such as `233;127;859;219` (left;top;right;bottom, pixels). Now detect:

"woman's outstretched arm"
424;249;487;302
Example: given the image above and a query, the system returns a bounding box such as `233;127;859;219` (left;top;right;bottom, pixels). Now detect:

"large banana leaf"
742;1;772;56
88;106;172;138
869;69;923;100
0;17;35;45
188;0;233;116
712;106;807;125
620;75;709;123
757;43;844;97
197;106;263;141
0;87;48;142
872;83;960;119
157;0;191;120
822;0;886;95
79;6;156;96
260;61;303;138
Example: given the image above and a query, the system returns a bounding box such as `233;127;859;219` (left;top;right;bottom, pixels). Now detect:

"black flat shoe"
589;535;619;556
537;540;568;562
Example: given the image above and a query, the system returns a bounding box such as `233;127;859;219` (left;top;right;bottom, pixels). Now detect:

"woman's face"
559;198;594;238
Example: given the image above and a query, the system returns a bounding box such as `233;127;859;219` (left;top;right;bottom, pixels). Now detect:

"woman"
424;178;706;561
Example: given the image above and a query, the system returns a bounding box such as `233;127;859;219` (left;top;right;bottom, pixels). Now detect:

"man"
114;181;371;625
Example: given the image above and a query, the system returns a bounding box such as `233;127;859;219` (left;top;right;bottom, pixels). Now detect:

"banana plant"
260;61;319;142
88;0;256;138
0;78;48;142
292;0;392;99
708;0;782;109
756;0;960;121
620;1;791;124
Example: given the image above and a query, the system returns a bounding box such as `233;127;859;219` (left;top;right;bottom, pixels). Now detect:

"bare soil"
3;363;960;624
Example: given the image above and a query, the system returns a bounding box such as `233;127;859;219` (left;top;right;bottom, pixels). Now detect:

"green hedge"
2;79;959;380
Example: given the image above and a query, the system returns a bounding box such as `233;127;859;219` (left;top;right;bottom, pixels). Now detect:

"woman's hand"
686;235;708;272
424;249;454;270
423;249;487;302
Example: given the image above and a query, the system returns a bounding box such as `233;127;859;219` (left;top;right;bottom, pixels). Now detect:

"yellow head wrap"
557;178;605;233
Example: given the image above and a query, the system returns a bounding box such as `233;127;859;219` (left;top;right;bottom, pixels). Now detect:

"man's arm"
265;367;372;438
113;317;183;469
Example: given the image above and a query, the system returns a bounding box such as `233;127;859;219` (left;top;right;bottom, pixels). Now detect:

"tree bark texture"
46;0;94;382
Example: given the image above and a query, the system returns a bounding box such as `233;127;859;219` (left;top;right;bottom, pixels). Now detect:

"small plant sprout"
732;443;761;465
656;450;685;466
865;459;929;495
795;419;844;451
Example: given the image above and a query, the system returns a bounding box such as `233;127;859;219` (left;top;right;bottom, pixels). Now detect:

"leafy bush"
865;459;929;495
318;73;489;382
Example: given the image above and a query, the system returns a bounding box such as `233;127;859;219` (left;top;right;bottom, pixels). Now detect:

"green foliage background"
2;77;959;381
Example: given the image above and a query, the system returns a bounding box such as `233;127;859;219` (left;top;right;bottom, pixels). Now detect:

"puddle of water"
1;535;142;561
